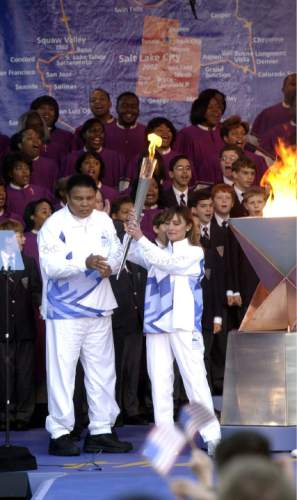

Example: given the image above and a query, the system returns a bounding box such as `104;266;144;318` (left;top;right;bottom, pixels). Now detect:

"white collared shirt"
172;185;188;205
233;185;244;203
214;213;229;227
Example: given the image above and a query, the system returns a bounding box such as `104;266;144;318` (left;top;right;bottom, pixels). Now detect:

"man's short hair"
168;154;191;171
211;183;236;202
110;196;133;216
215;431;270;471
242;186;268;202
116;92;139;108
231;156;257;173
90;87;111;101
219;144;243;159
66;174;97;194
188;189;212;208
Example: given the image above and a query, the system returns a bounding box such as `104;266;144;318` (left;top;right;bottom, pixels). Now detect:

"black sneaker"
83;433;133;453
49;434;81;456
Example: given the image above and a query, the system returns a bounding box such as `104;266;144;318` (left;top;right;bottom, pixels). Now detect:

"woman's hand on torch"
126;209;143;240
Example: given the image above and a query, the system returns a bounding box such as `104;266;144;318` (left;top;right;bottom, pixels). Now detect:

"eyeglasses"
174;165;191;172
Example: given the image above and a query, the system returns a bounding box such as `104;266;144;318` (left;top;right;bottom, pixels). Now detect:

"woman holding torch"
125;205;221;455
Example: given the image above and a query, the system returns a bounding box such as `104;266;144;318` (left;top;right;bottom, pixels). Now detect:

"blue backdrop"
0;0;295;134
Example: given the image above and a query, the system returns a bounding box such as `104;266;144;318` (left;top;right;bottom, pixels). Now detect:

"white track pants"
45;316;119;439
146;330;221;443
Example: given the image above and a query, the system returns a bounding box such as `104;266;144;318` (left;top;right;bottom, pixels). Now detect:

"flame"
147;133;162;161
260;140;297;217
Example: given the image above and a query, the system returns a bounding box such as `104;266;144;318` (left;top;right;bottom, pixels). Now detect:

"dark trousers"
0;340;35;424
113;328;143;417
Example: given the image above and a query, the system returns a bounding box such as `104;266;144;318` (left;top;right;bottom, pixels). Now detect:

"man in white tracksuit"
38;174;132;456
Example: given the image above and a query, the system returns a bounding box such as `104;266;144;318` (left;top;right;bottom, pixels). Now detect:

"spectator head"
146;117;177;149
211;184;235;217
17;110;49;142
30;95;60;127
116;92;140;128
11;128;43;160
219;144;243;180
54;176;69;205
169;155;192;190
282;73;296;105
190;89;226;126
23;198;54;231
152;209;168;245
2;152;32;186
89;88;112;121
188;189;213;225
232;157;256;191
80;118;105;151
243;186;268;217
75;151;105;183
218;457;296;500
110;196;134;223
220;115;249;150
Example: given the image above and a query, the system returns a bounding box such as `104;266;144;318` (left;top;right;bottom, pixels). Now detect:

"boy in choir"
230;157;256;217
72;88;114;150
75;151;118;205
220;115;267;184
0;219;41;430
11;128;59;192
62;118;125;189
161;155;193;208
2;152;54;222
252;73;296;142
109;196;147;424
104;92;146;163
175;89;226;185
152;210;168;248
30;95;73;162
219;145;242;185
229;186;268;324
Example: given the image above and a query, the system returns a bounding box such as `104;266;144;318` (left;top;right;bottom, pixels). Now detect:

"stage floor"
0;426;296;499
0;426;198;500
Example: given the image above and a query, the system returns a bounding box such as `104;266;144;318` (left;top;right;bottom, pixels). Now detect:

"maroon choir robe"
99;184;119;204
23;231;40;275
175;125;224;185
260;121;296;158
31;156;59;192
61;148;125;188
0;208;22;224
6;184;54;222
104;121;146;163
252;102;292;142
41;127;73;164
125;148;181;186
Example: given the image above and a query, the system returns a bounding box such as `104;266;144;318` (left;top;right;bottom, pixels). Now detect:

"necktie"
180;193;186;206
222;220;228;229
202;227;209;239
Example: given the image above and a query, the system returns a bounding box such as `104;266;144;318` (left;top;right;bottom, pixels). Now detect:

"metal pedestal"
221;330;297;451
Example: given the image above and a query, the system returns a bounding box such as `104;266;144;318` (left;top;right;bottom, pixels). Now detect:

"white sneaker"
207;439;220;457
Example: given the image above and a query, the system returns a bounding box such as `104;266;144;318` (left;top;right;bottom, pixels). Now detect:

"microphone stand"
0;265;37;471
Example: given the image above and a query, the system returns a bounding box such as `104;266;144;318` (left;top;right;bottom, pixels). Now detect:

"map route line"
234;0;257;74
35;0;77;130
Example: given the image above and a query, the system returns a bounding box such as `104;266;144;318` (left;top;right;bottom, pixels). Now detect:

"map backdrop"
0;0;295;134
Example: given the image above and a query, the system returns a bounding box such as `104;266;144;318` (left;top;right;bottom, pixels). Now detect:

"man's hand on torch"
86;254;112;278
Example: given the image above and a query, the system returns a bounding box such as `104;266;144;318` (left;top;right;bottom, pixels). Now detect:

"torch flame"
147;133;162;161
260;140;297;217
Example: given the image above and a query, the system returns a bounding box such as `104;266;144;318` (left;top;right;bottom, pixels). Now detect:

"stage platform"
0;425;296;500
0;426;198;500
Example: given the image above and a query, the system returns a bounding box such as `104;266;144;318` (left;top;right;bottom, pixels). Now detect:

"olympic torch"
116;133;162;279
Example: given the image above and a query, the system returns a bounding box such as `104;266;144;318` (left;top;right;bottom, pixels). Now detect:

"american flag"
142;424;187;476
178;402;217;441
